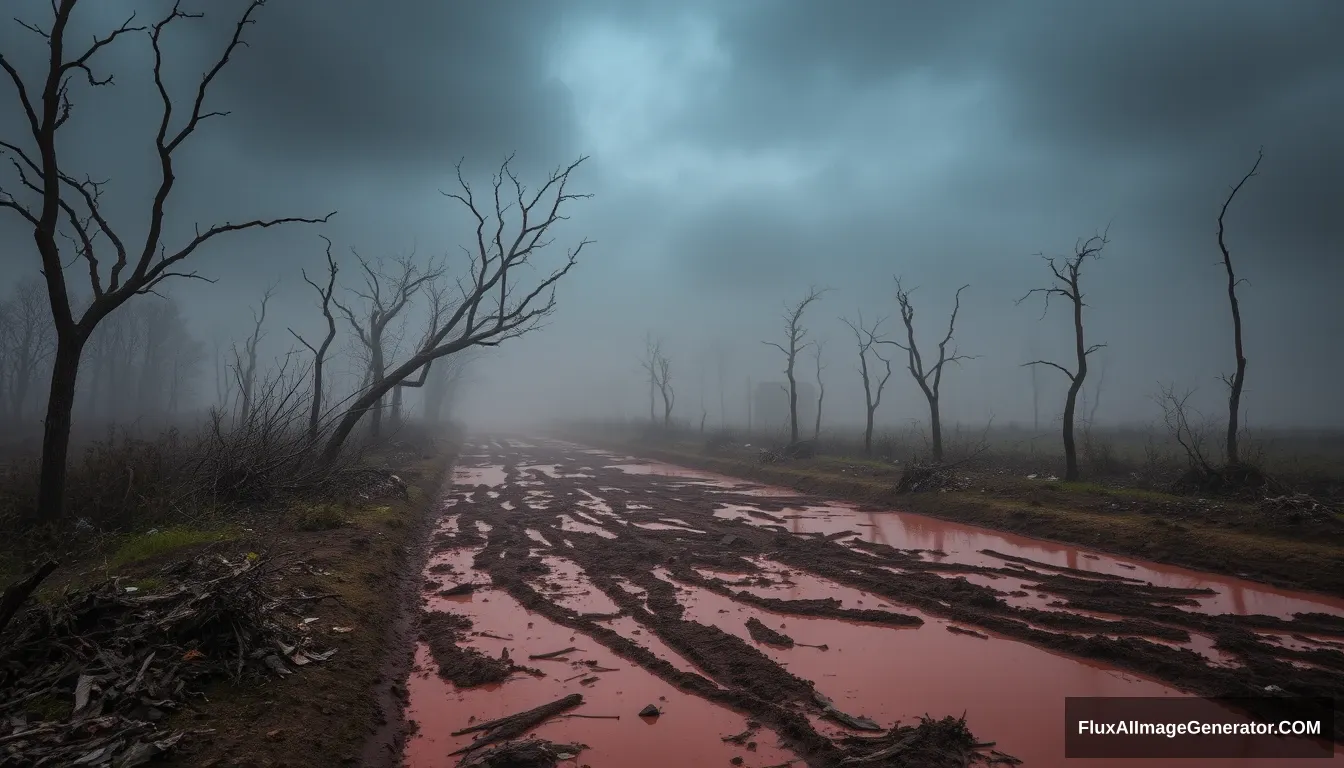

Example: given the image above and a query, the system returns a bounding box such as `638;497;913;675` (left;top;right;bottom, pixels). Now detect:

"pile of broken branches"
1259;492;1340;524
894;462;966;493
0;552;335;767
836;713;1021;766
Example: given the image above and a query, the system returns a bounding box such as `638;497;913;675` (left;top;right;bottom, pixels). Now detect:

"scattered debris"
814;691;882;732
0;553;335;767
837;713;1021;766
450;694;584;755
455;737;587;768
528;646;580;661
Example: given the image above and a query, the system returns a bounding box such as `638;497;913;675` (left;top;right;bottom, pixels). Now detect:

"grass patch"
291;502;350;531
109;526;238;568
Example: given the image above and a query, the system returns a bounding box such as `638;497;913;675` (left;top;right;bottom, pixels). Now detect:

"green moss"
109;527;237;568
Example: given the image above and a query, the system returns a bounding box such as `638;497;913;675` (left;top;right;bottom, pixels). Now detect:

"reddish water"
413;446;1344;766
407;549;796;767
660;568;1339;766
712;500;1344;620
451;465;507;487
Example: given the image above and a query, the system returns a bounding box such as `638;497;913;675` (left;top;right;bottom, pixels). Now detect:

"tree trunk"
307;360;324;443
1062;377;1083;481
929;400;943;463
1226;326;1246;466
813;388;823;439
34;336;85;523
864;407;876;456
786;371;799;443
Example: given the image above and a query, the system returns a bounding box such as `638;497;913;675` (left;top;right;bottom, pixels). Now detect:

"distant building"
753;380;815;435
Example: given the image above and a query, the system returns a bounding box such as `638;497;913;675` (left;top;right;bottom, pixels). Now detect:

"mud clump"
420;610;532;687
746;617;795;648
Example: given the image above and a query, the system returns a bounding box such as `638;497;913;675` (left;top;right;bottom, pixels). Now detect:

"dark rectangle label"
1065;697;1335;759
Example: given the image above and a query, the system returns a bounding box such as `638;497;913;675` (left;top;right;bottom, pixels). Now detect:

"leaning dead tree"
764;287;826;444
811;339;826;439
0;1;333;522
1016;233;1108;482
230;287;275;426
1216;150;1262;467
288;237;340;444
841;311;893;456
332;248;438;438
318;155;591;465
880;279;974;463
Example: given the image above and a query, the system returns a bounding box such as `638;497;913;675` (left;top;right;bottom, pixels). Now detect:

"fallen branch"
0;561;58;638
528;646;580;660
450;694;585;755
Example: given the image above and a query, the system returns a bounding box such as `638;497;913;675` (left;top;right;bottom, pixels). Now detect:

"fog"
3;0;1342;438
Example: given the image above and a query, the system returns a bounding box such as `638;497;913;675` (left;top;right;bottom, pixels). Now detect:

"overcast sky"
2;0;1341;432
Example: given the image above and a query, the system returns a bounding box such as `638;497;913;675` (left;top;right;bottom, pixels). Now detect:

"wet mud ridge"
406;438;1344;767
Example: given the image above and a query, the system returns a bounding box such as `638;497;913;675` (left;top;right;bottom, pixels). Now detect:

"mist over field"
2;0;1342;443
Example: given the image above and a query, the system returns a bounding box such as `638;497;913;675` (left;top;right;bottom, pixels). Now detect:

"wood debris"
0;553;335;767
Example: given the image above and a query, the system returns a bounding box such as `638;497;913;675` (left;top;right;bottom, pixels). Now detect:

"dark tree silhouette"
1216;150;1262;467
841;311;893;456
880;279;974;463
1017;233;1109;482
0;1;333;521
763;287;826;444
288;237;340;444
319;155;590;465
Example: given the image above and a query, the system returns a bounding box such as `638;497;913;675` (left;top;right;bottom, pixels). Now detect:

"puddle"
407;565;794;768
633;522;707;534
716;497;1344;621
452;465;507;488
663;577;1300;768
559;514;618;539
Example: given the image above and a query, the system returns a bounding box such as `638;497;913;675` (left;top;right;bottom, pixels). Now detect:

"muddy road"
403;438;1344;767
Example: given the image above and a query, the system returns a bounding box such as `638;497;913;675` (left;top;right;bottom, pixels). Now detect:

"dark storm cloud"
2;0;1341;428
203;1;579;169
680;0;1343;263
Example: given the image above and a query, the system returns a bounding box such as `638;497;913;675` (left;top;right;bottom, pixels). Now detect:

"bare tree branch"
762;286;827;444
1017;230;1110;480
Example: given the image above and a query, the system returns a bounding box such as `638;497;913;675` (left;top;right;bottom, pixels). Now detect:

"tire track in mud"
411;438;1344;766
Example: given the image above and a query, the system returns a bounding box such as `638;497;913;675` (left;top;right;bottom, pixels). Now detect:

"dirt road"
403;438;1344;767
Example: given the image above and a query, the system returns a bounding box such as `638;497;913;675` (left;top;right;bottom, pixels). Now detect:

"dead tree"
1016;233;1108;482
763;287;826;444
0;1;333;522
841;311;893;456
639;334;662;424
812;339;826;439
288;236;340;444
880;279;974;463
651;349;675;427
333;249;437;438
319;155;591;465
389;277;457;426
229;288;275;426
0;278;54;425
1216;150;1262;467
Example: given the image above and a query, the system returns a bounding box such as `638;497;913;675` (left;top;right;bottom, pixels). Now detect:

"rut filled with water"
403;437;1343;767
